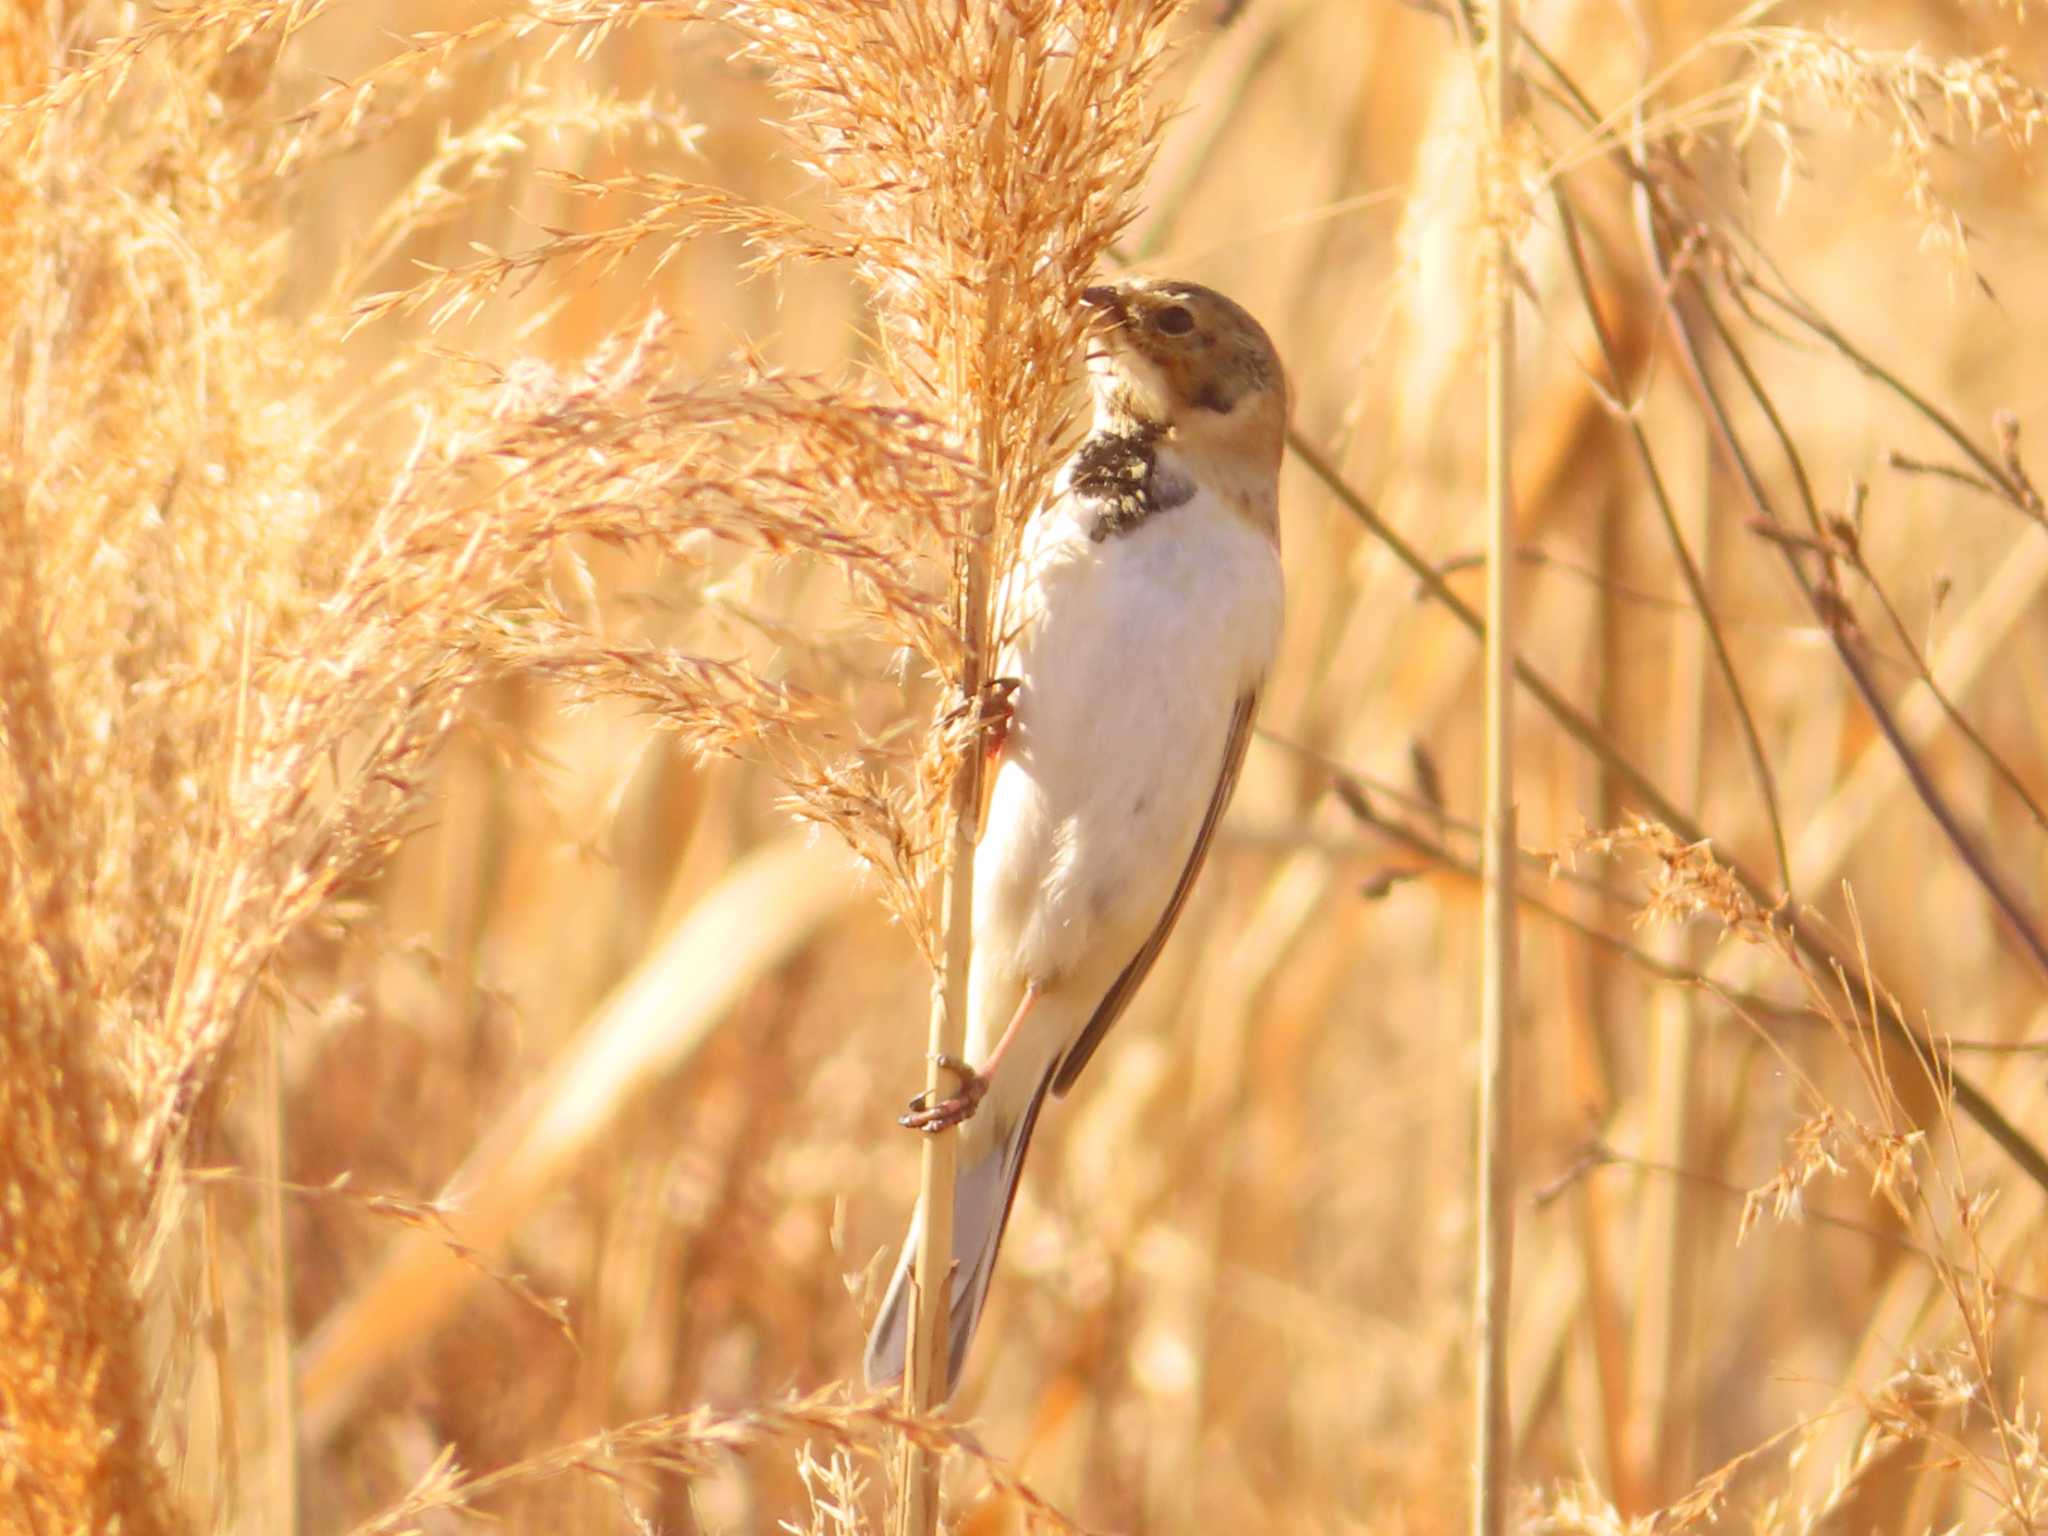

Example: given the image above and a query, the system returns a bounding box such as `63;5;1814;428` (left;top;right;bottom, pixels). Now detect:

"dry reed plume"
6;0;2048;1532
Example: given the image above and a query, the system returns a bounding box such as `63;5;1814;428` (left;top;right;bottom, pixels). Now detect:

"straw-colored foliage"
7;0;2048;1531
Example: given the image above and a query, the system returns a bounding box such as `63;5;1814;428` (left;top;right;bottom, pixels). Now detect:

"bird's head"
1080;276;1288;527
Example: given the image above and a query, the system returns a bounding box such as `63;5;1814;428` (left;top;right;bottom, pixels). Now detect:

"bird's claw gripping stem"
900;1052;988;1133
947;676;1020;763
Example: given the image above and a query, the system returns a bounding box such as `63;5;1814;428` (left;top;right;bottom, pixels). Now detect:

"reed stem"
894;21;1016;1532
1474;2;1519;1532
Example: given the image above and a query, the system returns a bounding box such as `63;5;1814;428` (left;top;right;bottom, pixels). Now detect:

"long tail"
862;1068;1053;1399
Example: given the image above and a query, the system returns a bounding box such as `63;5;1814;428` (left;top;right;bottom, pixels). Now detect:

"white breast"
972;477;1283;998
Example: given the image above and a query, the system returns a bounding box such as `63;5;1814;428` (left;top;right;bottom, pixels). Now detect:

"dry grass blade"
344;1386;1096;1536
296;834;857;1442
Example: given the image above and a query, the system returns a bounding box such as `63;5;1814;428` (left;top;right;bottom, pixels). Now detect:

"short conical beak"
1080;285;1128;324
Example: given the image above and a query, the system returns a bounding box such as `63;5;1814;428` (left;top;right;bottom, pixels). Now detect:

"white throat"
1088;347;1172;431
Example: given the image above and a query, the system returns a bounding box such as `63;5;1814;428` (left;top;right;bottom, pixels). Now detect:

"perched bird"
864;277;1288;1397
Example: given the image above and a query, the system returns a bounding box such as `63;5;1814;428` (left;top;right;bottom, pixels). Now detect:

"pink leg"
900;983;1041;1133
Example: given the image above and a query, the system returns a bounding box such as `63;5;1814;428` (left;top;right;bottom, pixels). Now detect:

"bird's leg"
900;983;1041;1133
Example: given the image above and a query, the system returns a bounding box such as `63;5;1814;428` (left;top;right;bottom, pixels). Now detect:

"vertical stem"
1577;483;1632;1506
1473;4;1518;1535
256;1021;298;1536
1625;425;1710;1503
895;20;1014;1535
892;605;986;1536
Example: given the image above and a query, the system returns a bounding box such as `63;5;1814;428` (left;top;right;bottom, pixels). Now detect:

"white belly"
971;487;1282;1010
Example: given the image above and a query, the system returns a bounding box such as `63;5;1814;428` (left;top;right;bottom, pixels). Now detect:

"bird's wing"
1050;688;1259;1098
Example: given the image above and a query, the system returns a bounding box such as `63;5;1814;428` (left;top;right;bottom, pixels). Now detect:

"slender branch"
1291;430;1705;843
1659;259;2048;990
1261;737;1638;909
1324;773;1815;1032
1833;516;2048;836
1551;180;1793;899
1622;202;2048;1198
1289;430;2048;1199
1887;451;1999;500
1820;618;2048;983
1538;1144;2048;1314
1737;274;2044;528
1376;0;2048;1218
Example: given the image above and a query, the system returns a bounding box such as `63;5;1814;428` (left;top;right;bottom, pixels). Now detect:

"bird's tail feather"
862;1067;1053;1399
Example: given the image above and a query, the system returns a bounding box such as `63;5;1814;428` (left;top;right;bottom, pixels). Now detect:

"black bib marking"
1070;423;1194;542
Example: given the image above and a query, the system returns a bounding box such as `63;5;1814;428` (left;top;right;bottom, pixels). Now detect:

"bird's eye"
1154;305;1195;336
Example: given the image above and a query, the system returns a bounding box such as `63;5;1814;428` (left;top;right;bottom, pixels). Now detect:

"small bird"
864;276;1288;1397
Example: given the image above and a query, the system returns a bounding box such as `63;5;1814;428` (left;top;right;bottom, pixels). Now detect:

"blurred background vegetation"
8;1;2048;1532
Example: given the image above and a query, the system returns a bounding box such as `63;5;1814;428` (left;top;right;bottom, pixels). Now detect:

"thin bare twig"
1618;192;2048;1197
1291;420;2048;1201
1739;274;2045;529
1316;10;2048;1207
1551;180;1793;899
1828;507;2048;836
1536;1143;2048;1313
1323;771;1819;1034
1291;429;1707;844
1657;249;2048;990
1887;450;1999;501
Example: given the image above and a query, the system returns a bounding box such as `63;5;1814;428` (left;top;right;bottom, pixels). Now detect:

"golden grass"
7;0;2048;1531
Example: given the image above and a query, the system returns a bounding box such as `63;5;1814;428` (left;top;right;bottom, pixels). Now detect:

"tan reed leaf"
296;834;859;1443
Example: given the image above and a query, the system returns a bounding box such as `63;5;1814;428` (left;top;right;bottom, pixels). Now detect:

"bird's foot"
946;677;1021;764
899;1052;989;1133
979;676;1021;762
